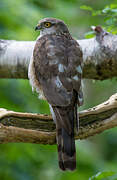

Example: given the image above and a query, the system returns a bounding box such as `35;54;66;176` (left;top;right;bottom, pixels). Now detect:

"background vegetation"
0;0;117;179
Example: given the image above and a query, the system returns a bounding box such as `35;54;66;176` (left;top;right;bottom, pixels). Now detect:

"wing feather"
33;34;83;106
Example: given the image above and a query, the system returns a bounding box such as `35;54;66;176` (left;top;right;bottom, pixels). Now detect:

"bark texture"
0;93;117;144
0;26;117;80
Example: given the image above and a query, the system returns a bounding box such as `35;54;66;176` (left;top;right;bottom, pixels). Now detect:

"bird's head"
35;18;69;36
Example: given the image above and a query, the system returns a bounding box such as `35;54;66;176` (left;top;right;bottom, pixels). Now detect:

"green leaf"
105;18;114;25
84;31;95;39
92;10;102;16
105;17;117;25
102;7;111;13
89;171;116;180
110;4;117;9
80;5;93;11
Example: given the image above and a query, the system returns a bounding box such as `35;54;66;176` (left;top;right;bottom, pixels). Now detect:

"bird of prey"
28;18;83;171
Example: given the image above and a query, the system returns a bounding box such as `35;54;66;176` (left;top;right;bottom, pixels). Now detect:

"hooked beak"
35;24;42;31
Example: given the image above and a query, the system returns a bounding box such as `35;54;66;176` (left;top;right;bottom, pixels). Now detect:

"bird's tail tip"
57;128;76;171
59;160;76;171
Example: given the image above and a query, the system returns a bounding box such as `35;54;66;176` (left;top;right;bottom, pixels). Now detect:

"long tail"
52;105;78;171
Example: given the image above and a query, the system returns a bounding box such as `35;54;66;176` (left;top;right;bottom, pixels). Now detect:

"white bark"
0;26;117;80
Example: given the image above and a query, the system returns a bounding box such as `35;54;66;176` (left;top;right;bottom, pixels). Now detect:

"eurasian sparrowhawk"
28;18;83;171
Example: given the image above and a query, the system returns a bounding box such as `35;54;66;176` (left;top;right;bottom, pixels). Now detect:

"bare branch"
0;26;117;80
0;93;117;144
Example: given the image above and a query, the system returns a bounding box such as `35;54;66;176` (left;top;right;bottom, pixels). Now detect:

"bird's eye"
44;22;52;28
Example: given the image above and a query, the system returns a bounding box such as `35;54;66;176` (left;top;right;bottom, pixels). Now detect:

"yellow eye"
44;22;51;28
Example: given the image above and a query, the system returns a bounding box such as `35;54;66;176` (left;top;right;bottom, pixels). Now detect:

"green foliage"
80;5;102;16
80;5;93;12
80;2;117;34
84;31;95;39
89;171;116;180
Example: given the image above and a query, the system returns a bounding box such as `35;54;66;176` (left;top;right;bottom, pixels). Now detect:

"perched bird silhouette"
28;18;83;171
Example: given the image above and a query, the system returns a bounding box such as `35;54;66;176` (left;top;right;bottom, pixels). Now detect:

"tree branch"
0;93;117;144
0;26;117;80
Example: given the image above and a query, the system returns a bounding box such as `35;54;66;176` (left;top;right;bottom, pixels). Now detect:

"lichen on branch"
0;94;117;144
